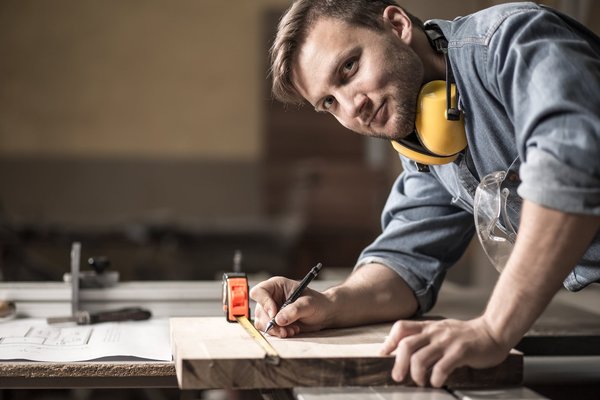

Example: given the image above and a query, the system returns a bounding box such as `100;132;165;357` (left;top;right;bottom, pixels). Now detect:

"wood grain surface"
171;317;522;389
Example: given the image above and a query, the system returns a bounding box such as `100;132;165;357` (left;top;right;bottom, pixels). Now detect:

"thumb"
274;306;294;327
274;296;313;327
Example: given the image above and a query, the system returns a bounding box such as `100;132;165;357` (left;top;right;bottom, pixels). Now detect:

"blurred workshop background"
0;0;598;289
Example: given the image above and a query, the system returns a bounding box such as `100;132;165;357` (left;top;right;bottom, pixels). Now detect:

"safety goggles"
473;168;518;272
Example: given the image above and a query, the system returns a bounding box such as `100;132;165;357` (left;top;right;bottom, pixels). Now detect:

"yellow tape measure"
235;315;280;363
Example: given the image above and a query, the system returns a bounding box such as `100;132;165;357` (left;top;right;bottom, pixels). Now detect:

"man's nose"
337;91;368;121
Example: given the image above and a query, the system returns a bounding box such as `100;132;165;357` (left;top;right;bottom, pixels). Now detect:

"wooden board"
170;317;522;390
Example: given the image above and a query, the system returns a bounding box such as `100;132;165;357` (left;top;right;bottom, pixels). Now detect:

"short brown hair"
269;0;423;105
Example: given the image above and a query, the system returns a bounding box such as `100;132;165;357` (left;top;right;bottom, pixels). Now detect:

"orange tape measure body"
222;272;250;322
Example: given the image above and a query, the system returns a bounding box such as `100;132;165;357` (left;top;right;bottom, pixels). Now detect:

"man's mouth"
368;100;386;127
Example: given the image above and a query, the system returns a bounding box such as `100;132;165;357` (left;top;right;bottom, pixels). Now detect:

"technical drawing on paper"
0;325;92;346
0;318;171;362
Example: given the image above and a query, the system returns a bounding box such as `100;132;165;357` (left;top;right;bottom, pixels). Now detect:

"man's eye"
343;60;356;73
323;96;335;109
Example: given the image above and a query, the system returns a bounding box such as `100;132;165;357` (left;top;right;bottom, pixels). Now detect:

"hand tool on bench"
47;242;151;325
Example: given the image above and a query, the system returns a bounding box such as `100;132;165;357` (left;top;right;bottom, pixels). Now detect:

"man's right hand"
250;276;335;337
250;263;418;338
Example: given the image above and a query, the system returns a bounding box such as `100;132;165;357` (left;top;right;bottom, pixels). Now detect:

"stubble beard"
373;49;424;141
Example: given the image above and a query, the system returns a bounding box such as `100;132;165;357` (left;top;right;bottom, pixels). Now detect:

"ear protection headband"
391;26;467;171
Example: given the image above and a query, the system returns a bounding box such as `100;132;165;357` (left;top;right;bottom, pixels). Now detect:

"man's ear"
382;6;412;44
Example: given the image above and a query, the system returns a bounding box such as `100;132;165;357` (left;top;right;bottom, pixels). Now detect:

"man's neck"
412;28;446;83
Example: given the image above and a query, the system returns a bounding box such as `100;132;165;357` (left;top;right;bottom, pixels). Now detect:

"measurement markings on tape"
235;315;280;364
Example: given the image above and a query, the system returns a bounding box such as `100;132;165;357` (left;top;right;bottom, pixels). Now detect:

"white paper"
0;318;172;361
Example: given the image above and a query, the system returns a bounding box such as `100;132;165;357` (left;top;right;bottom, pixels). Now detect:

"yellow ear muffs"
391;80;467;166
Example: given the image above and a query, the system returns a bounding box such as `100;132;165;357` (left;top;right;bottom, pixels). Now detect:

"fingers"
253;304;296;337
382;319;491;388
381;320;457;387
252;302;273;331
274;296;316;327
250;278;320;338
380;320;423;355
410;345;443;387
251;278;285;336
391;333;429;382
261;296;316;338
275;323;301;338
430;344;466;388
255;304;301;338
249;277;285;319
380;320;431;384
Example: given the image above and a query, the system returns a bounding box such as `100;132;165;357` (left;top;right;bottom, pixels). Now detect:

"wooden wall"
1;0;596;161
0;0;597;281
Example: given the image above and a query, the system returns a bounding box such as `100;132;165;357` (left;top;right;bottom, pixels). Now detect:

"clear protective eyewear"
473;170;518;272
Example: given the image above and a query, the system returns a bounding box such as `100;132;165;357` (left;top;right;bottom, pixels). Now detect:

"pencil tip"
264;322;274;334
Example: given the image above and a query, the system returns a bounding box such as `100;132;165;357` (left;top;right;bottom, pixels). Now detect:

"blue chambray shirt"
356;2;600;314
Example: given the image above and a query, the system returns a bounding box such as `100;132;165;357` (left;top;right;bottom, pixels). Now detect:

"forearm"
323;263;418;328
483;199;600;349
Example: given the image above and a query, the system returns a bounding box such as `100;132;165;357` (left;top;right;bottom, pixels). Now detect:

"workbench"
1;280;599;399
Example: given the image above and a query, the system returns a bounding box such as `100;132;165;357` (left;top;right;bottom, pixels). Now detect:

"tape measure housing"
222;272;250;322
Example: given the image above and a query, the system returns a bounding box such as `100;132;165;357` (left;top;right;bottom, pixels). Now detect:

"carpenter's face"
293;16;424;140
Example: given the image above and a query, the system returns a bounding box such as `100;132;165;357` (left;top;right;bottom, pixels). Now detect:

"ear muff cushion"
391;138;458;165
415;81;467;156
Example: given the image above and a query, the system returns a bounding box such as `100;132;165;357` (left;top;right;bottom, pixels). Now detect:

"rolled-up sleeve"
356;158;474;315
486;8;600;214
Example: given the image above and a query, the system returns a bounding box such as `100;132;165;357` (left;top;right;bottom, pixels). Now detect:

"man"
251;0;600;387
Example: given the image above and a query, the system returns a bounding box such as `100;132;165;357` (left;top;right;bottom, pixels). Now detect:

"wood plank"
171;317;522;390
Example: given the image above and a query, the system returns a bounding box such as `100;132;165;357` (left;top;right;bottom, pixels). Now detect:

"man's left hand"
379;317;510;387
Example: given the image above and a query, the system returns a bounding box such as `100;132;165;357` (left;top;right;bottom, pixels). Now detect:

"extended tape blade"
235;315;280;364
